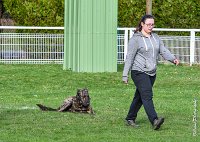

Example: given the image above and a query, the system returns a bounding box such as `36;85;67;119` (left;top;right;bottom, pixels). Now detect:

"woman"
122;15;179;130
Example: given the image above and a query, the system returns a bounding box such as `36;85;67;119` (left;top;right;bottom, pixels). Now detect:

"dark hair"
134;15;154;33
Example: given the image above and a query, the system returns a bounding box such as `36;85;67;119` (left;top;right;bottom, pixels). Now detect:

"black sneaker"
153;117;164;130
125;120;139;127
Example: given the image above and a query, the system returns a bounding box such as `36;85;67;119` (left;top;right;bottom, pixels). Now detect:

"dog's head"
76;88;90;107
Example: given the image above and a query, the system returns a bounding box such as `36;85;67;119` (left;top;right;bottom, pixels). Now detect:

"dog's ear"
77;89;81;94
84;88;88;92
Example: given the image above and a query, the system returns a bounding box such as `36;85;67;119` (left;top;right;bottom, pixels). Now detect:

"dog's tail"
36;104;57;111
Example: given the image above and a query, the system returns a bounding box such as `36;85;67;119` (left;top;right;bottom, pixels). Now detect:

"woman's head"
135;15;155;33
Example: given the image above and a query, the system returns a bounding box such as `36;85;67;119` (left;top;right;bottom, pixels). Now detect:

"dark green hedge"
118;0;200;29
3;0;64;27
3;0;200;29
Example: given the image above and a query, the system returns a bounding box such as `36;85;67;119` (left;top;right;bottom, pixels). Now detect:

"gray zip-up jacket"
122;32;176;82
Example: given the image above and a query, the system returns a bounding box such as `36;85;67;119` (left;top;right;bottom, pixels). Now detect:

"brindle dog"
36;88;94;114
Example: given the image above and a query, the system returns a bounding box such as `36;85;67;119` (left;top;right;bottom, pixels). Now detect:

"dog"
36;88;94;114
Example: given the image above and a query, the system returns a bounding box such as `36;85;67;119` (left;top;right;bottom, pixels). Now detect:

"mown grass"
0;64;199;142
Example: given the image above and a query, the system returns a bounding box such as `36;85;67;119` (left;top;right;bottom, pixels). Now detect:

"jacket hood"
133;32;154;37
132;32;141;36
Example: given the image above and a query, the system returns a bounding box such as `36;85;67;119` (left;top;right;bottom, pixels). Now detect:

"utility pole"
146;0;152;15
0;0;3;18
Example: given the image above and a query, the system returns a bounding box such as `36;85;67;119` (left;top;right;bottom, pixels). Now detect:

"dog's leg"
87;106;95;114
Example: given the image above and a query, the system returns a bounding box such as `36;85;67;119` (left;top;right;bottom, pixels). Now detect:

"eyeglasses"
144;23;155;27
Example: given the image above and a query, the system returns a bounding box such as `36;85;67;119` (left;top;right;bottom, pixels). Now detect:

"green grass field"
0;64;199;142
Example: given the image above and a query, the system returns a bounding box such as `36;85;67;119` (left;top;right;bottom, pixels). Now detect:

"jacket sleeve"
158;37;176;63
122;36;138;82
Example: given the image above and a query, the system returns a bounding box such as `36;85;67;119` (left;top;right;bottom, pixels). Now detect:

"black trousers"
126;70;158;124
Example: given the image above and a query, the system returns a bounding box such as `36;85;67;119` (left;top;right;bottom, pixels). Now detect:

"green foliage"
153;0;200;29
3;0;64;27
0;64;199;142
118;0;200;29
3;0;200;29
118;0;146;27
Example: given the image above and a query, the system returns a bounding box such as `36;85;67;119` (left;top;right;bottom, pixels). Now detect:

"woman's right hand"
123;80;128;84
122;76;128;84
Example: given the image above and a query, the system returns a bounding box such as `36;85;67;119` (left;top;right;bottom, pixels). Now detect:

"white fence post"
129;29;134;39
123;29;128;61
190;30;195;66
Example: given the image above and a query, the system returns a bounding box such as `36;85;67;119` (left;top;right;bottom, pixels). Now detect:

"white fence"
0;26;200;65
0;26;64;64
